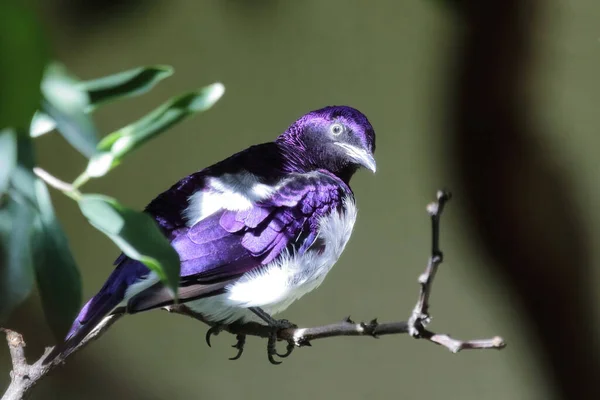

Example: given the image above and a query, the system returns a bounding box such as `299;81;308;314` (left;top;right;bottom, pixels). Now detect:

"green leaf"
41;64;98;157
78;194;180;297
0;134;38;319
5;137;81;338
0;3;46;131
0;129;17;195
31;179;81;339
29;111;56;138
0;191;35;322
86;82;225;178
10;136;37;200
80;65;174;110
30;66;174;138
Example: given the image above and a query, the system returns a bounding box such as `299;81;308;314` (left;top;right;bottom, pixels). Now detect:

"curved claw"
268;353;282;365
229;334;246;361
267;333;282;365
205;325;222;348
276;341;295;358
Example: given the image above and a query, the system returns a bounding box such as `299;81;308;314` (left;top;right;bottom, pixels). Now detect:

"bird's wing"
55;145;284;350
126;170;351;312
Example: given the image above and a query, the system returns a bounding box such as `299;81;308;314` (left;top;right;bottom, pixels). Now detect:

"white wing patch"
183;171;278;226
183;170;324;226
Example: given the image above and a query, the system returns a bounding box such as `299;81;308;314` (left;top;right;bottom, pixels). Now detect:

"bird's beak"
335;143;377;173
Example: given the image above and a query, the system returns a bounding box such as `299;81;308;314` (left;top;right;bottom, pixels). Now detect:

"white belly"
186;196;358;323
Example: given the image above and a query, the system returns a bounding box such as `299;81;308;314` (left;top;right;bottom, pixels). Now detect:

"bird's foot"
271;318;297;330
229;334;246;361
205;324;247;361
266;331;296;364
248;307;300;364
205;324;224;347
266;320;298;364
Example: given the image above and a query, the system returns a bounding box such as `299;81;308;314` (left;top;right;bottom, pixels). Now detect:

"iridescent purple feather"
52;105;375;361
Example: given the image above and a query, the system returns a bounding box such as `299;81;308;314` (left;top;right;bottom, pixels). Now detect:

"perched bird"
46;105;376;364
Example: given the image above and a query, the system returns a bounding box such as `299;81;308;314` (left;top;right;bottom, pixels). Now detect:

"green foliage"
79;195;180;296
0;192;35;322
0;129;17;194
0;134;36;323
81;65;174;110
30;65;174;137
0;2;47;132
40;64;99;158
31;180;82;339
87;83;225;178
1;137;82;338
0;15;224;334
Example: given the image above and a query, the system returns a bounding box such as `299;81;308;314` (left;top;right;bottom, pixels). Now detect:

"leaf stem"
72;171;90;189
33;167;82;201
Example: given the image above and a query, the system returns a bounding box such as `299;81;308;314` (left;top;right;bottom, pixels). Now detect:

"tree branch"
168;305;504;353
1;315;121;400
1;190;505;399
407;190;449;336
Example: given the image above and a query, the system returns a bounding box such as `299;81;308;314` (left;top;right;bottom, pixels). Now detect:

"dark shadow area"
448;1;600;398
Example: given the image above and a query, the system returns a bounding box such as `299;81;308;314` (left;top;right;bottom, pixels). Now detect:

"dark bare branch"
168;305;505;353
408;190;451;336
1;315;122;400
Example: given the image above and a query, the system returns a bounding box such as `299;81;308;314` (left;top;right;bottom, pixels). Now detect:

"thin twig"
33;167;81;201
71;171;90;190
408;190;451;336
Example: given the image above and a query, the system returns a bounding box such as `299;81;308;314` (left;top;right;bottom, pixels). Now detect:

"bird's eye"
330;123;344;136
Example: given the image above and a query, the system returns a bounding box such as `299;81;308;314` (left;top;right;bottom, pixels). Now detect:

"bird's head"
277;106;376;182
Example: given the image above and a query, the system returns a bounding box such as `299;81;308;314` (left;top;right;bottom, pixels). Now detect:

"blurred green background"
2;0;600;399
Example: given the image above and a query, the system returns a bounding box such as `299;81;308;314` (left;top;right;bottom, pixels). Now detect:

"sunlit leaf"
86;82;225;178
41;64;98;157
0;129;17;195
81;65;174;110
0;191;35;322
29;111;56;138
78;194;180;297
30;66;174;138
0;3;46;131
31;179;81;340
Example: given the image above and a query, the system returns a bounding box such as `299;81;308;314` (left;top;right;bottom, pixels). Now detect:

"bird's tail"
42;261;137;364
43;296;122;364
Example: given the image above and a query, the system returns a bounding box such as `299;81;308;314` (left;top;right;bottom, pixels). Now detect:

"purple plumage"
45;105;376;363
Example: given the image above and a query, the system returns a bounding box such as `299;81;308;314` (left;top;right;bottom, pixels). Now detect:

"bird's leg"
249;307;297;329
249;307;297;363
